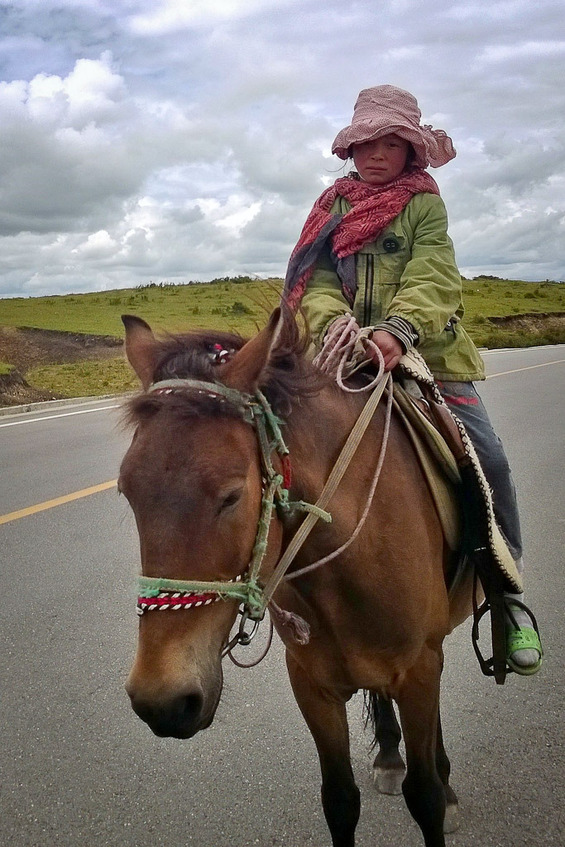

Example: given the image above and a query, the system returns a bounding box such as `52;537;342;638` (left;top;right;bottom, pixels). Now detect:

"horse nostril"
128;690;205;738
175;691;204;726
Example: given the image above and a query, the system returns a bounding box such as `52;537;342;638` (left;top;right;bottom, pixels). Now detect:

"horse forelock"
123;313;328;428
153;329;246;382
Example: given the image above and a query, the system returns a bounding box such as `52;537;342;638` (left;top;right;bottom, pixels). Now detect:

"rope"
135;378;291;620
136;472;281;620
285;320;393;581
135;377;331;632
313;315;386;392
286;378;393;580
260;372;390;606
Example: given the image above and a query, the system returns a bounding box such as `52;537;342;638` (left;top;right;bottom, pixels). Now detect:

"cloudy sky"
1;0;564;298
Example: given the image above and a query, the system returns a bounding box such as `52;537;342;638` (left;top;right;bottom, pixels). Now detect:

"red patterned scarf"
284;169;440;310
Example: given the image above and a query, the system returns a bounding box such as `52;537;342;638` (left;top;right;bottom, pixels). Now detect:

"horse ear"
121;314;159;390
222;307;284;392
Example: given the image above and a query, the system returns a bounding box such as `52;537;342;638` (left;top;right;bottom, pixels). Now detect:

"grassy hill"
1;275;564;404
0;277;282;337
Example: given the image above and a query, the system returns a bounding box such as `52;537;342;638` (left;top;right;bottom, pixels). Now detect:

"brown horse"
119;307;476;847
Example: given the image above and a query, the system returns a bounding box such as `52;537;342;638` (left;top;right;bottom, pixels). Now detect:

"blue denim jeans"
436;381;523;562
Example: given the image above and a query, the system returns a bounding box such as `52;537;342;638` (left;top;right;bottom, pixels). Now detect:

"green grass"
0;362;14;375
1;277;283;338
461;278;565;319
27;358;139;398
2;277;564;339
469;324;565;349
1;275;564;398
460;278;565;348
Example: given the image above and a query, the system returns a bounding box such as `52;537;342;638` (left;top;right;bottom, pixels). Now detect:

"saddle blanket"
395;350;522;595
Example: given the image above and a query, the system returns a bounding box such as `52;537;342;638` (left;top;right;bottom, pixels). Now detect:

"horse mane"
124;309;328;427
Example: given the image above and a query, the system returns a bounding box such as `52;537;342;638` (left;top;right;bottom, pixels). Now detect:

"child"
284;85;542;674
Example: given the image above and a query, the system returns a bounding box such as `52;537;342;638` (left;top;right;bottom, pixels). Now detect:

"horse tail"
364;691;406;795
363;690;380;750
364;692;404;755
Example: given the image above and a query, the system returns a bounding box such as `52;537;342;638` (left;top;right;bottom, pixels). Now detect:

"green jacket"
301;192;485;381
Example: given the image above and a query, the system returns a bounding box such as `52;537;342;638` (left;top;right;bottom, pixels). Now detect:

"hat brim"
332;123;429;168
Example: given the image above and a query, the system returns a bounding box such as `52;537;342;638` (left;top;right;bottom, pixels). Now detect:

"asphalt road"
1;346;564;847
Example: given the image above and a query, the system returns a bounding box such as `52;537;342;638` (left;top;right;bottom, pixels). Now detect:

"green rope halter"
136;377;329;619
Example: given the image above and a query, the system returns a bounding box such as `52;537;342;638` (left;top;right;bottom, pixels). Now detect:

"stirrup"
471;573;542;683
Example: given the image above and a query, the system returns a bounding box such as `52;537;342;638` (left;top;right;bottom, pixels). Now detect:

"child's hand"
369;330;403;371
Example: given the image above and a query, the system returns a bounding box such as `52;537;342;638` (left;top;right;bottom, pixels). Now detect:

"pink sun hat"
332;85;456;169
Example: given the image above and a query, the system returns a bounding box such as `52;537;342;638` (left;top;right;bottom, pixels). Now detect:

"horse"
119;306;477;847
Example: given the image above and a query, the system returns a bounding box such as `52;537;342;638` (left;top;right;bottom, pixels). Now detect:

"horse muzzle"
125;673;222;739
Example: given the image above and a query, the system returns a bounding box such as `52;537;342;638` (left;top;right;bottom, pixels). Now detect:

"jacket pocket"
357;230;409;323
355;252;401;325
360;230;408;281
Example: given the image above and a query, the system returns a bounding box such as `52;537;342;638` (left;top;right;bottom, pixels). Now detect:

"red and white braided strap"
137;591;222;616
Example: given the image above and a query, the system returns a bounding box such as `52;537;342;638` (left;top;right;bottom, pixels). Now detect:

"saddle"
391;382;461;552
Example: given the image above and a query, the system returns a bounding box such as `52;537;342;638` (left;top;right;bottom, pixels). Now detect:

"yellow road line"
486;359;565;380
0;479;117;526
2;357;564;526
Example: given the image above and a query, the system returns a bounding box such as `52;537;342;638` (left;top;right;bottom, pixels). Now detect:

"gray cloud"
0;0;564;298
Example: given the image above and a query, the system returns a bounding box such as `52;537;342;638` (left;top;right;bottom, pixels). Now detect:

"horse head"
119;308;308;738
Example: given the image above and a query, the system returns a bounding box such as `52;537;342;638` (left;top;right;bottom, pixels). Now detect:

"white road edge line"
0;404;120;428
482;344;564;355
486;359;565;380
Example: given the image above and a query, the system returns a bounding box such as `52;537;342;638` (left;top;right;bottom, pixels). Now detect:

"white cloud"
72;230;118;259
0;0;564;298
479;40;565;63
128;0;293;34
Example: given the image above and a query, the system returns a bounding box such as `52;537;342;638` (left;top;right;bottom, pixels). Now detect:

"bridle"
134;372;391;656
136;377;300;614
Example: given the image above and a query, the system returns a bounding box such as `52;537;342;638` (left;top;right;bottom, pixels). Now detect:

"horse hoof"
373;766;405;795
443;802;460;833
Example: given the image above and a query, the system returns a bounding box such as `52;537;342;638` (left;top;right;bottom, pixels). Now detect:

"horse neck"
283;383;371;501
276;381;450;645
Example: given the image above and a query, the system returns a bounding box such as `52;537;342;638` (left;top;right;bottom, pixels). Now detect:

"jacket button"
383;236;400;253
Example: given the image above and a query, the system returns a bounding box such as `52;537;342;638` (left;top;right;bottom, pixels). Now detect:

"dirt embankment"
487;311;565;333
0;326;122;407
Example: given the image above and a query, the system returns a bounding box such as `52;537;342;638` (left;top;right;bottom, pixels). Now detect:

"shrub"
229;301;252;316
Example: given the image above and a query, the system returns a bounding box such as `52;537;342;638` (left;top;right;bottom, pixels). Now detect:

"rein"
135;368;390;656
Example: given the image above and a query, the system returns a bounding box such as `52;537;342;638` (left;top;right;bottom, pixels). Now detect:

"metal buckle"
222;608;262;657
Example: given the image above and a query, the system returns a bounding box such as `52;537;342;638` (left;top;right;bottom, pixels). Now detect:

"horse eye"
218;489;242;514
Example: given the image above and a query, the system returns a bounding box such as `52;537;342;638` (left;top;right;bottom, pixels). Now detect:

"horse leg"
286;652;360;847
396;649;447;847
369;693;406;795
435;708;459;834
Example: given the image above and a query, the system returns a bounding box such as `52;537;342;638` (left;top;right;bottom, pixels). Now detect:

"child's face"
352;134;411;185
